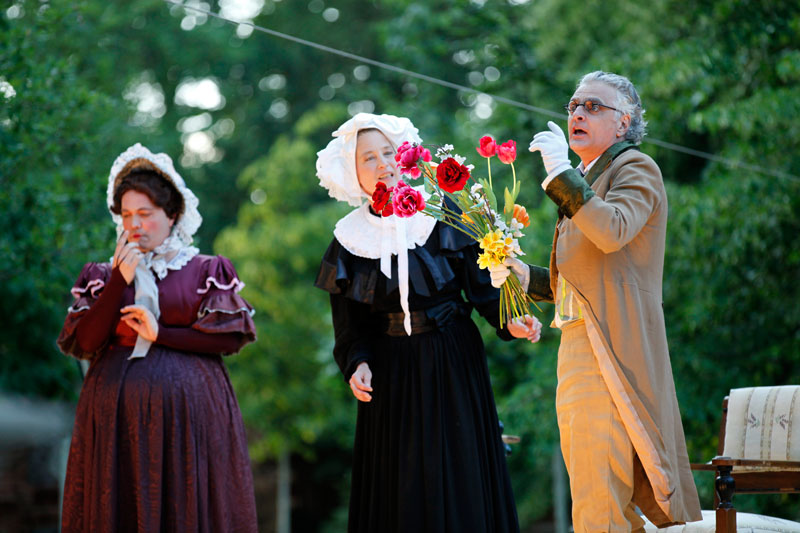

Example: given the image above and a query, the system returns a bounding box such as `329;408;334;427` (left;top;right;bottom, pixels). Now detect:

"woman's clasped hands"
112;230;158;341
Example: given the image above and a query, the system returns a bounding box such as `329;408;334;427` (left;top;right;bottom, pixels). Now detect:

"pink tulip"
497;140;517;164
476;136;496;158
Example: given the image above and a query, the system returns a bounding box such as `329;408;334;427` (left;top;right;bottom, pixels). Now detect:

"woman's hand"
120;304;159;342
112;230;142;284
507;314;543;344
349;362;373;402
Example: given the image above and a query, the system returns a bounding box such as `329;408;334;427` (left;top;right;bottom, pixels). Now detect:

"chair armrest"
711;456;800;470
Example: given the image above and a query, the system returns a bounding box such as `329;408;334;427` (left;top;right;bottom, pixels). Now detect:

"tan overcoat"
530;142;702;526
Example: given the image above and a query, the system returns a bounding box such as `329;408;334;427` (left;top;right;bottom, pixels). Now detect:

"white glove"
528;121;571;178
488;256;530;292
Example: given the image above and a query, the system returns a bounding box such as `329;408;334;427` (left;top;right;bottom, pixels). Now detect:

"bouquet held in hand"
373;135;538;326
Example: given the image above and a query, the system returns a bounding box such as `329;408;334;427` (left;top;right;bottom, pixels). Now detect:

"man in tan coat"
491;71;702;531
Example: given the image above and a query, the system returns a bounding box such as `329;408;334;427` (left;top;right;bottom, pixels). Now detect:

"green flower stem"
511;162;517;194
498;270;542;328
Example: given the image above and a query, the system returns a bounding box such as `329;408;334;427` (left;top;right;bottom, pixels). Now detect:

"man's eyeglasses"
564;99;622;115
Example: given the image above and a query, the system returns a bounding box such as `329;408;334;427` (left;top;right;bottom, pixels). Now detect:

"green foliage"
0;1;131;398
5;0;800;526
215;103;356;461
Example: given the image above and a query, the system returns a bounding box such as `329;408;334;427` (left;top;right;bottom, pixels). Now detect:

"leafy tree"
215;103;355;462
0;1;132;397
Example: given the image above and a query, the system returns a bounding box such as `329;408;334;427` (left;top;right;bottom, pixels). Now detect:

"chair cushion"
723;386;800;461
643;510;800;532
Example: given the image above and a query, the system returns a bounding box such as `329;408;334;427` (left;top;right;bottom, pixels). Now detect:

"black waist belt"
381;300;472;337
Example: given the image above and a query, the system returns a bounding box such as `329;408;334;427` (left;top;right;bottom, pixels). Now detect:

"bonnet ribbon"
379;216;412;336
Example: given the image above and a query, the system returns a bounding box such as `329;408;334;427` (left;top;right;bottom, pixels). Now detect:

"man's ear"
617;115;631;138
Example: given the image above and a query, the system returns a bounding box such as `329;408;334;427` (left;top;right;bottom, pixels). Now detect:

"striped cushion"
723;386;800;461
643;510;800;532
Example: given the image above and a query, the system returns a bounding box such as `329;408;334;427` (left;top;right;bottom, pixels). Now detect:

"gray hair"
577;71;647;144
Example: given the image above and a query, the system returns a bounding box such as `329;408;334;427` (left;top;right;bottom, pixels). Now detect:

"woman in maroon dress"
57;143;258;532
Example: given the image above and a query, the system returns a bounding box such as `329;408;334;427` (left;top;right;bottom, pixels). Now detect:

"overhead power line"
163;0;797;182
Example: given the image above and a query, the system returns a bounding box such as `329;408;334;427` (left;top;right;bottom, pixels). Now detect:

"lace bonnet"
316;112;422;206
106;143;202;244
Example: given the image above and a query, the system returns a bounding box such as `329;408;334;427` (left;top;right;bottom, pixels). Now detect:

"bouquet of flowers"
373;135;538;327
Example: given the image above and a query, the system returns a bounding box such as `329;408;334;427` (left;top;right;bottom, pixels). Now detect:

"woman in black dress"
314;113;542;533
57;143;258;532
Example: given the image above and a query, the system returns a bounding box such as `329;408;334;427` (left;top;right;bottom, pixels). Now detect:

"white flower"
510;217;525;237
453;154;466;166
435;144;454;159
504;235;525;257
0;79;16;100
470;182;484;194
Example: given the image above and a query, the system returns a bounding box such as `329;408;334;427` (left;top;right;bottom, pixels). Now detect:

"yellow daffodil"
479;229;506;254
477;252;493;269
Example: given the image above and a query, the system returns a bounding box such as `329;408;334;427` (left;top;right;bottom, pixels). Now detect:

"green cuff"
526;265;554;303
545;168;595;218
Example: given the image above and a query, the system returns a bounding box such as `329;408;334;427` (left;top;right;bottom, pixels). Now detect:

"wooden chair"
691;385;800;533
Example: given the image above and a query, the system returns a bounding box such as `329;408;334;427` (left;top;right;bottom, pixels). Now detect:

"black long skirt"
348;315;519;533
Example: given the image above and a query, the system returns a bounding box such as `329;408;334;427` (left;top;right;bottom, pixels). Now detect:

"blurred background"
1;0;798;531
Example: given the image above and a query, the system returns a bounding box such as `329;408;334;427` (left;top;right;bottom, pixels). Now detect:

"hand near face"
528;121;571;178
507;314;543;344
349;362;373;402
112;230;142;284
120;304;159;342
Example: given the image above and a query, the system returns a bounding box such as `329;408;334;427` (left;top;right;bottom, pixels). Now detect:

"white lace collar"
334;199;436;336
109;233;199;280
334;201;436;260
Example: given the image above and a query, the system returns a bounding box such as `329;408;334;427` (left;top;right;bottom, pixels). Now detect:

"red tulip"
497;140;517;164
476;135;496;158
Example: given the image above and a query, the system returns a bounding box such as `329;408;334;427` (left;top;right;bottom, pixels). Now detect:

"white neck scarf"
124;233;198;359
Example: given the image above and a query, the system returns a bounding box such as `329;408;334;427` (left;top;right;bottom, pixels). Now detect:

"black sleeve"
329;293;379;381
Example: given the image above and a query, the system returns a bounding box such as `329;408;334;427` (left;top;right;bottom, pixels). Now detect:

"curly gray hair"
577;71;647;144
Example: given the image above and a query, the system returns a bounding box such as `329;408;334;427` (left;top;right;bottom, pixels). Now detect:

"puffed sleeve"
57;262;120;359
315;239;380;380
192;255;256;351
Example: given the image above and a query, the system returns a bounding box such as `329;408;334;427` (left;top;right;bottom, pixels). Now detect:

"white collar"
334;201;436;260
578;156;601;175
333;198;436;336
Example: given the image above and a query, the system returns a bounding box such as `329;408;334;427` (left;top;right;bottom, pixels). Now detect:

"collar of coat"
547;140;640;219
584;140;639;186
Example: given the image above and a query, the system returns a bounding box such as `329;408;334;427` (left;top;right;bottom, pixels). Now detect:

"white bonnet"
106;143;202;246
316;113;422;207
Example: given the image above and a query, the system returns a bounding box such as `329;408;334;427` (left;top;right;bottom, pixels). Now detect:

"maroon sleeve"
156;326;246;355
69;267;128;354
192;255;257;354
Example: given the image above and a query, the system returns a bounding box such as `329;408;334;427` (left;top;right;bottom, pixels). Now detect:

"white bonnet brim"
316;113;422;207
107;143;202;245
